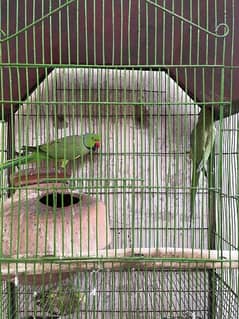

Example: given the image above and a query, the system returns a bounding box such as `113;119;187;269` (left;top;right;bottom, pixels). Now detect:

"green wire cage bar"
0;0;239;318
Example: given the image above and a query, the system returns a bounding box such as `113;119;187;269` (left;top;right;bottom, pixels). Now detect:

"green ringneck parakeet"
34;288;86;316
0;133;100;171
190;108;216;225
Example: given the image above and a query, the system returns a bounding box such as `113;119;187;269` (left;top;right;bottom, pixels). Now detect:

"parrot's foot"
61;159;69;169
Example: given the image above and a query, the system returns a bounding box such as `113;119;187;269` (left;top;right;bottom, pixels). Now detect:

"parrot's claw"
61;159;69;169
196;159;205;173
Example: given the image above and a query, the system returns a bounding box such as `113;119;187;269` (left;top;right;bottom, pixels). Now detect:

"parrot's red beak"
95;141;100;149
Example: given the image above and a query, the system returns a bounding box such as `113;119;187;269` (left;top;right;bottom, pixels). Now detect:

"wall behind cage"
12;68;212;251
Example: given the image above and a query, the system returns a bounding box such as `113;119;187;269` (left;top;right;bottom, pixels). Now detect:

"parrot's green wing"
190;109;216;226
39;135;91;160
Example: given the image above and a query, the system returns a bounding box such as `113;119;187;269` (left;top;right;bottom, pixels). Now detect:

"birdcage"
0;1;238;318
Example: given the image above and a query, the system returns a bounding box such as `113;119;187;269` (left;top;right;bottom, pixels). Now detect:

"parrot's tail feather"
0;152;45;171
190;169;201;227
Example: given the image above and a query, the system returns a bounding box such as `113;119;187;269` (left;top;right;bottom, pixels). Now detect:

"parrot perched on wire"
0;133;100;171
190;108;216;225
34;288;86;316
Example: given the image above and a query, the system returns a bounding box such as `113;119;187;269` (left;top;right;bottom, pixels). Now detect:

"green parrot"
0;133;100;170
190;108;216;225
34;288;86;316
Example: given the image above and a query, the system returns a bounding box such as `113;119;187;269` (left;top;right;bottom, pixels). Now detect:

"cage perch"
1;247;238;283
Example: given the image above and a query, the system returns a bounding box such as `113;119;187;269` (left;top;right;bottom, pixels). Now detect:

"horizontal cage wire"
0;0;239;318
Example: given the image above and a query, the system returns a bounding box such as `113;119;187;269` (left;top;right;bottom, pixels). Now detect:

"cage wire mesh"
0;0;239;318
